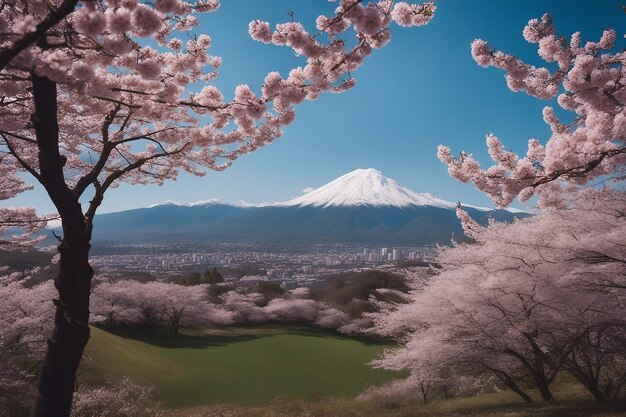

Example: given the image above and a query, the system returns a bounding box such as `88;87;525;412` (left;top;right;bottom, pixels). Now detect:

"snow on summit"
148;199;254;208
146;169;527;212
278;168;457;208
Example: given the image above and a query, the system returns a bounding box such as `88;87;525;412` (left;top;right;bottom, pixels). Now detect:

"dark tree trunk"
509;383;533;404
584;380;607;404
491;369;533;403
504;345;556;402
32;232;93;417
533;372;554;402
29;73;94;417
418;382;430;405
566;363;607;404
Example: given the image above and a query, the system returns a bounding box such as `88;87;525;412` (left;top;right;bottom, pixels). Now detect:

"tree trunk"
29;72;94;416
504;345;555;402
502;374;533;403
533;371;554;402
585;381;607;404
569;372;606;404
32;230;93;417
490;368;533;404
418;381;430;405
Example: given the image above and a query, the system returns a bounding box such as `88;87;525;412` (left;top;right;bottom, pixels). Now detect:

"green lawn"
81;325;397;408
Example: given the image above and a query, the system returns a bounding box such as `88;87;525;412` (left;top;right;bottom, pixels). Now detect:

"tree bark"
490;368;533;403
504;346;555;402
29;73;94;417
32;231;93;417
533;371;554;402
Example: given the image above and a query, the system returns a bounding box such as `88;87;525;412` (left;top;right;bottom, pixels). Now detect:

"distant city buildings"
89;242;436;287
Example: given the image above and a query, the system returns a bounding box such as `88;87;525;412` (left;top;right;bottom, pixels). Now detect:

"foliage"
438;14;626;208
370;189;626;404
72;378;163;417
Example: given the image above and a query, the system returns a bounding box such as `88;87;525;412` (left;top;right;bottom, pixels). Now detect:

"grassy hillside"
81;326;397;408
164;380;625;417
164;397;626;417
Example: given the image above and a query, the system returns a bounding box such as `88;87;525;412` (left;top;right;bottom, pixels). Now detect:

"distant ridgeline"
90;169;529;245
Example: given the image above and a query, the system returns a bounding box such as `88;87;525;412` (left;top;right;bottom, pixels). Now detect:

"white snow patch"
275;168;456;209
147;199;255;208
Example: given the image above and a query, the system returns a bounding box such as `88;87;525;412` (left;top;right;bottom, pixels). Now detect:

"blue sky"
11;0;625;213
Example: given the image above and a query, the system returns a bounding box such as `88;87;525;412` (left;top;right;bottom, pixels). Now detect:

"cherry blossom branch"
439;15;625;208
0;0;79;70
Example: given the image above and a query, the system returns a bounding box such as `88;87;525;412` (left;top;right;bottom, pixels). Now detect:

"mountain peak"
278;168;456;208
148;199;254;208
144;169;528;213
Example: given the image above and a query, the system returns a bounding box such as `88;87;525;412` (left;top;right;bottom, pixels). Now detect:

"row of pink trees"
0;0;436;414
91;279;356;332
91;280;234;332
370;14;626;405
1;270;365;414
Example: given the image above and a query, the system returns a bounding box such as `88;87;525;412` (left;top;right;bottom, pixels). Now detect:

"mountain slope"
92;169;529;244
277;168;455;208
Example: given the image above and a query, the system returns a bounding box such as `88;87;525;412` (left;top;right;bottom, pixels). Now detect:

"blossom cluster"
440;15;625;208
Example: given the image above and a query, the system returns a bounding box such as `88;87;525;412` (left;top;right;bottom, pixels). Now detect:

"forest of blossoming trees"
1;0;625;416
365;11;626;408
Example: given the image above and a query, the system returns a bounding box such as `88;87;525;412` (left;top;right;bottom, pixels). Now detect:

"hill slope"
82;326;396;407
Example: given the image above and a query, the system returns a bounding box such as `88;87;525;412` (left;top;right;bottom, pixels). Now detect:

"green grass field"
81;325;626;416
81;325;397;408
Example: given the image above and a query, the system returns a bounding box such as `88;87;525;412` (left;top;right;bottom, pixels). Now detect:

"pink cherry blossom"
443;16;625;208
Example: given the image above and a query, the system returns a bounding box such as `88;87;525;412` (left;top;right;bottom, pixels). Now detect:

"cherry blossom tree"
314;306;351;329
89;279;143;325
0;1;436;414
0;270;55;417
564;325;626;404
438;14;626;208
263;298;320;323
371;189;626;403
371;12;626;407
92;280;361;331
144;282;233;333
220;290;268;324
0;270;55;361
359;371;438;405
90;279;234;331
71;378;162;417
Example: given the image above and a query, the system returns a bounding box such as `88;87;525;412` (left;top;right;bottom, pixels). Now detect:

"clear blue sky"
10;0;625;213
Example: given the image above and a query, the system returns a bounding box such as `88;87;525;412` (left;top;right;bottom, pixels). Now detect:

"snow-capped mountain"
92;169;529;244
148;198;255;208
277;168;455;208
147;168;524;213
